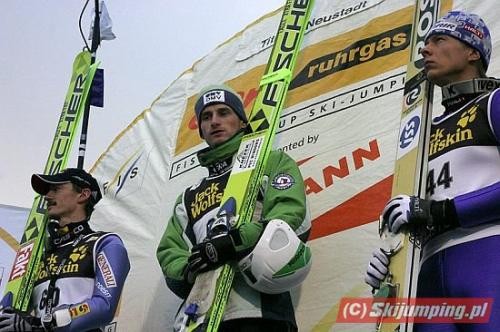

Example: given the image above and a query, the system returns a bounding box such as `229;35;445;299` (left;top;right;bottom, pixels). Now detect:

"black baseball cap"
31;168;102;204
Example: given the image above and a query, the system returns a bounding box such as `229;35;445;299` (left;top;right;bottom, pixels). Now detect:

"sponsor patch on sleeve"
97;252;117;288
69;302;91;319
271;173;295;190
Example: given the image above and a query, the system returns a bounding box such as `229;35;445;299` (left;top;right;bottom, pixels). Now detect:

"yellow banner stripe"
0;226;20;252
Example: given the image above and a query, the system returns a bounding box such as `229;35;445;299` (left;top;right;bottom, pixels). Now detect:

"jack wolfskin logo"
457;105;477;128
429;116;474;156
69;244;89;263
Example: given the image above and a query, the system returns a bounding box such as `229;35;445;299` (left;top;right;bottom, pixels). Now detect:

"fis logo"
399;116;420;149
203;90;225;105
102;147;151;198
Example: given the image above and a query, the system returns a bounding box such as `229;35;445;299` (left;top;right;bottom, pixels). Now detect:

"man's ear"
240;121;248;129
468;48;481;62
78;188;92;203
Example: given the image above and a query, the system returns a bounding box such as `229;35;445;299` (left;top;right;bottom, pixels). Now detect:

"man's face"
199;103;246;146
44;183;87;221
422;34;481;86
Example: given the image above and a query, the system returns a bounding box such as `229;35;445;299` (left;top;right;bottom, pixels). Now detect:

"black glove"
382;195;459;234
184;234;237;284
382;195;431;233
0;308;43;332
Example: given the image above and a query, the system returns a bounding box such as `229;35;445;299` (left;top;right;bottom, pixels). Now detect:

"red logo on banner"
9;242;35;281
299;139;392;240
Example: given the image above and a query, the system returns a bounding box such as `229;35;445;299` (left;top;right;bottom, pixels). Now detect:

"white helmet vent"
269;228;289;250
238;219;312;294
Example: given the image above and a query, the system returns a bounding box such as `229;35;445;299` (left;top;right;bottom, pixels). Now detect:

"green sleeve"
236;150;306;252
156;194;190;282
261;150;307;230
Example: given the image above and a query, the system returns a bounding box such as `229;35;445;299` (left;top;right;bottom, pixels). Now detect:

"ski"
2;51;100;311
374;1;441;331
181;1;314;331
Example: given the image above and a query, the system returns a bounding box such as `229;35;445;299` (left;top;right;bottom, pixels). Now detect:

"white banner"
90;0;499;330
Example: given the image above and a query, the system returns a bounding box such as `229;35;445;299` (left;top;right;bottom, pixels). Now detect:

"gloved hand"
45;306;72;330
0;308;43;332
364;248;390;290
184;197;265;284
184;234;237;284
382;195;459;235
382;195;432;234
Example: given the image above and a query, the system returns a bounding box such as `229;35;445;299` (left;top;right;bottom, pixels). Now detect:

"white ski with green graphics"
374;0;442;331
2;51;99;311
181;1;314;331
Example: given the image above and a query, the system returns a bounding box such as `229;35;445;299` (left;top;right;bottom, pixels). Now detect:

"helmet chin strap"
441;78;500;107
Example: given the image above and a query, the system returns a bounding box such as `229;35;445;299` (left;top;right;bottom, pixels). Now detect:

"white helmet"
238;219;312;294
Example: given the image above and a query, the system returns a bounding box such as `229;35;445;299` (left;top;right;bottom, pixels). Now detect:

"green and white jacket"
157;132;310;326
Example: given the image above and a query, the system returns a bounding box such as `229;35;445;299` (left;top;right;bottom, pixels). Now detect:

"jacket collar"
47;219;93;247
197;131;244;176
441;78;500;111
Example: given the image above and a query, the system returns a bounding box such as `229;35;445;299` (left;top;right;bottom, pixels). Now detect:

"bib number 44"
427;161;453;196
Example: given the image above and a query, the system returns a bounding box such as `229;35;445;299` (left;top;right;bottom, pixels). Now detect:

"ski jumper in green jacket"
157;130;310;328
